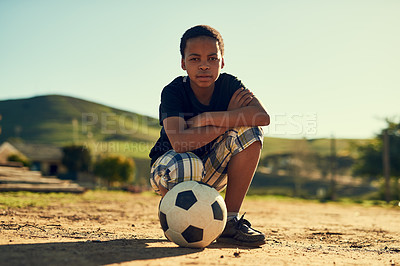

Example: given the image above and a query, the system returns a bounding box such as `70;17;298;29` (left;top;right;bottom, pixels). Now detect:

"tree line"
61;145;135;187
354;119;400;202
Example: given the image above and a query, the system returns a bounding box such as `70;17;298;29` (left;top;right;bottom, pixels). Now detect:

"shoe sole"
216;237;266;247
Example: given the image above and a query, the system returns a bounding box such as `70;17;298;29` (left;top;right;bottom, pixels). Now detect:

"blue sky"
0;0;399;139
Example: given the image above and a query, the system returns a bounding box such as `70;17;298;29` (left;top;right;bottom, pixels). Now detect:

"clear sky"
1;0;399;139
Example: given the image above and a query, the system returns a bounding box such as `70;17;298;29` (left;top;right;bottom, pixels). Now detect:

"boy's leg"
219;140;266;246
150;150;204;197
202;126;266;246
202;126;263;193
224;140;262;213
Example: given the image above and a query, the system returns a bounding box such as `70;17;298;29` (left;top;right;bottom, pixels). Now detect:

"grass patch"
337;197;400;208
0;190;148;209
0;191;79;209
1;190;397;210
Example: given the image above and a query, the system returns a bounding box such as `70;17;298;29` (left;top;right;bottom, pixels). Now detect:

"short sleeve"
159;83;185;123
216;73;246;111
227;75;245;99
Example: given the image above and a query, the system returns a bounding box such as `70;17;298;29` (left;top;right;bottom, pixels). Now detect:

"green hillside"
0;95;371;160
262;137;371;158
0;95;160;145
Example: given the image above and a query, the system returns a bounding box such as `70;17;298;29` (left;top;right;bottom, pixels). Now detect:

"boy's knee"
224;126;263;154
230;126;263;138
150;151;205;193
171;152;204;184
251;139;262;149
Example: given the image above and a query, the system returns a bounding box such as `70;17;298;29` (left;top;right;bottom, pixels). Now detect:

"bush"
62;145;91;174
7;154;31;167
94;155;135;187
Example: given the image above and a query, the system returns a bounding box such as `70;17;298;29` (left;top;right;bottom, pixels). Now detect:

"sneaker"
216;213;266;247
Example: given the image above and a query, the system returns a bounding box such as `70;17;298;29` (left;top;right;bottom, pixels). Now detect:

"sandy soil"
0;191;400;266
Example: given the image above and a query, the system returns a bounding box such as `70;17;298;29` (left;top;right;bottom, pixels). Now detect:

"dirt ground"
0;191;400;266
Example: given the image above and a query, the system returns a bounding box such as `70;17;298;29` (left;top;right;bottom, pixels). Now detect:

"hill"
0;95;160;145
262;137;371;159
0;95;374;191
0;95;371;160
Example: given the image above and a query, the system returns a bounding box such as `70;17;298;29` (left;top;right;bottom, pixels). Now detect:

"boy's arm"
187;88;270;129
163;116;228;153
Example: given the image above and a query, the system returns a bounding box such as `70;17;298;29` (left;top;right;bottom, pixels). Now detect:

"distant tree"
353;119;400;200
62;145;91;175
314;154;330;179
94;155;135;187
352;141;382;180
316;154;355;178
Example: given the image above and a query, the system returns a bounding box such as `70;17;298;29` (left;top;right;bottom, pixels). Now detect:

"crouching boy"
149;25;270;247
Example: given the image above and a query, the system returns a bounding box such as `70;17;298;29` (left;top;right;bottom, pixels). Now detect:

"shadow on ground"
0;238;201;266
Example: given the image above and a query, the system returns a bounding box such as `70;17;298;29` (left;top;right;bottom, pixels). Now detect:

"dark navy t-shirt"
149;73;245;165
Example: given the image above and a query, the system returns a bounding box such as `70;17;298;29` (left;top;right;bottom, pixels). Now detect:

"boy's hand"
227;87;254;111
187;113;229;130
186;114;205;128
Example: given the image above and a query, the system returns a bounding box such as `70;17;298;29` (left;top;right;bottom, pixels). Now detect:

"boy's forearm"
167;126;227;153
189;106;270;129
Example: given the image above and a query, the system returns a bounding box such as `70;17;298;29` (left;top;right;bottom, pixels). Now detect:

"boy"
149;25;270;247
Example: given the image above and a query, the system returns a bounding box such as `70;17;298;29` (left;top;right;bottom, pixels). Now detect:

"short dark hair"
180;25;224;58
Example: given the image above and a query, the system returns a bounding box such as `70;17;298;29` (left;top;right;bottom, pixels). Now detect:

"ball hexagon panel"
165;206;191;233
203;197;227;244
180;201;214;229
159;189;177;214
203;218;225;244
165;229;188;247
191;182;219;205
173;180;198;191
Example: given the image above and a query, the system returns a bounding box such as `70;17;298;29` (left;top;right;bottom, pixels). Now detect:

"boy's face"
181;36;224;91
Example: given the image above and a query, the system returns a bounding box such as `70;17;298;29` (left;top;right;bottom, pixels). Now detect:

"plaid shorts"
150;126;263;195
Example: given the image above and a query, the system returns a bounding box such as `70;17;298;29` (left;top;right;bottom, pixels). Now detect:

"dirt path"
1;192;399;265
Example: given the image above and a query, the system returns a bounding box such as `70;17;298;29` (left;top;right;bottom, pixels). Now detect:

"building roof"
1;142;63;162
0;142;22;163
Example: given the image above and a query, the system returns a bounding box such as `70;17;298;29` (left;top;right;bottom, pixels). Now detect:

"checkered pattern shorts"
150;126;263;195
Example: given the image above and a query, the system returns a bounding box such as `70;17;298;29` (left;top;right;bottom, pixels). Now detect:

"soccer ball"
158;181;227;248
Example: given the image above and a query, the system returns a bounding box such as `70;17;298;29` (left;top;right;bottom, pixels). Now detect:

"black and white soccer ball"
158;181;227;248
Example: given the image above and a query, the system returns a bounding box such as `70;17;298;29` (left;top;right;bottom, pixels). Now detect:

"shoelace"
235;212;252;230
